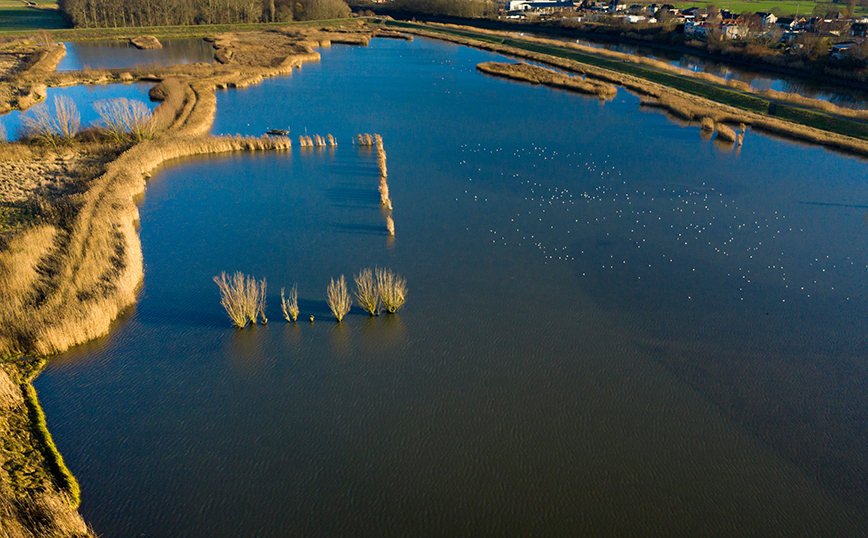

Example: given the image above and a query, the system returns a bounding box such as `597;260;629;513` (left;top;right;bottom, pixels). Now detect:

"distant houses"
498;0;867;56
508;0;580;13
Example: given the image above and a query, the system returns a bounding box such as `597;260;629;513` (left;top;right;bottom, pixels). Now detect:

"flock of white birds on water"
457;142;863;305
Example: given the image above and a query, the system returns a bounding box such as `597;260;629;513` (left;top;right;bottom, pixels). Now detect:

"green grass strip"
0;18;354;39
22;382;81;508
774;104;868;140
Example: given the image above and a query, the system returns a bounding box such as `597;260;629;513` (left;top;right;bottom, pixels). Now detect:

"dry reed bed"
373;134;395;234
402;25;868;157
476;61;616;99
1;125;291;355
715;122;737;143
27;43;67;75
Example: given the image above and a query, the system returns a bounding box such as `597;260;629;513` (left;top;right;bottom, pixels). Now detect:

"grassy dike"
0;23;393;537
386;20;868;154
0;17;361;39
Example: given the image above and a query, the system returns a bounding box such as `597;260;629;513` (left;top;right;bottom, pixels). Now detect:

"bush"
213;272;267;328
94;98;154;142
22;96;79;147
354;268;380;316
327;275;352;321
281;284;299;322
376;268;406;313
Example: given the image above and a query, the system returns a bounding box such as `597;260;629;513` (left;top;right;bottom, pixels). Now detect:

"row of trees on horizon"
58;0;352;27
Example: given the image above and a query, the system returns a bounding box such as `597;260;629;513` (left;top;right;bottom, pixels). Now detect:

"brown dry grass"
716;123;737;142
130;36;162;50
477;61;616;99
0;225;57;317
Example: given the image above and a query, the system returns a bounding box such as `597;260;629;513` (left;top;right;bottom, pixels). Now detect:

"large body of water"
35;37;868;536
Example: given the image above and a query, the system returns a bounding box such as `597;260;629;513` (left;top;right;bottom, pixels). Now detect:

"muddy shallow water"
36;37;868;536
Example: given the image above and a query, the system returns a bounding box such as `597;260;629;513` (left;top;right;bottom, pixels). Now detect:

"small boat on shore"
266;129;289;136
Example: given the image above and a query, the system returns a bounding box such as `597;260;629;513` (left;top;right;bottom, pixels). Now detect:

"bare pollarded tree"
213;272;267;327
354;268;380;316
94;98;155;142
22;96;79;147
327;275;352;322
376;268;406;313
281;284;299;322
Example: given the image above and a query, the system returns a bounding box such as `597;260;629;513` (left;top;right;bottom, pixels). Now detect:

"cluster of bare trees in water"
58;0;351;28
214;268;407;327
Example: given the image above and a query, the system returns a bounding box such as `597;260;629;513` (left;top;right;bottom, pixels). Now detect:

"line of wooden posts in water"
356;132;395;236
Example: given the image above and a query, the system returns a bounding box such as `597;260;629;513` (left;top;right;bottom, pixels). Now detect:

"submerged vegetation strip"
386;20;868;153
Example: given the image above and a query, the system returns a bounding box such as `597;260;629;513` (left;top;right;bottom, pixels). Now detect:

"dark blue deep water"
35;37;868;536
